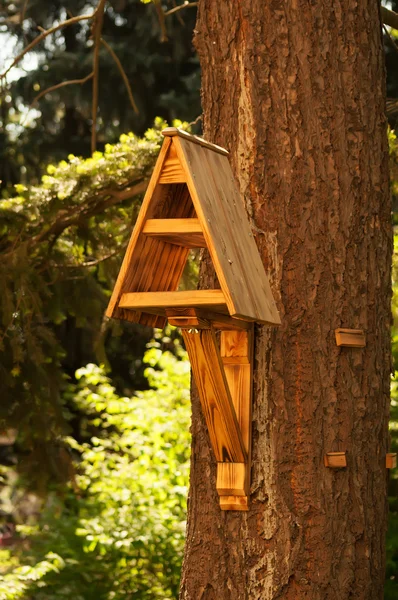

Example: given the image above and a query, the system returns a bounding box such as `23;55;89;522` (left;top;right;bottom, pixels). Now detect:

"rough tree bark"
180;2;392;599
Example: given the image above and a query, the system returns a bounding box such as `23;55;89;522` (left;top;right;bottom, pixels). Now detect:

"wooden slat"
142;218;206;248
335;328;366;347
158;143;186;183
119;289;227;311
174;136;280;325
165;308;211;329
386;453;397;469
217;328;253;509
182;328;246;463
165;308;250;331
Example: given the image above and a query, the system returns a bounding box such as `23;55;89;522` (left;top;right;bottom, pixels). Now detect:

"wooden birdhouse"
107;127;280;510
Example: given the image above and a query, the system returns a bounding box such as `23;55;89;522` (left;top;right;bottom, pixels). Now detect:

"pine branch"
31;179;148;247
100;39;138;114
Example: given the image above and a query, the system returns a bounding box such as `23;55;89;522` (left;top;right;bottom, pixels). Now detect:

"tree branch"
30;72;94;106
100;38;138;114
164;2;198;17
382;6;398;31
20;0;30;24
0;12;95;80
91;0;107;154
153;0;168;42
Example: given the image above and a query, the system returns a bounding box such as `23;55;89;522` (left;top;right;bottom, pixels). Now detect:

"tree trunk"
180;2;391;599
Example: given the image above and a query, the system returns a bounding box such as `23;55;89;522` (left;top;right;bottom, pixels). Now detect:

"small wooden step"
119;289;227;312
142;218;206;248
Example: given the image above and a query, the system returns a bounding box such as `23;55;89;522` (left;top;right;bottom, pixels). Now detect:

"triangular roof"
106;128;280;327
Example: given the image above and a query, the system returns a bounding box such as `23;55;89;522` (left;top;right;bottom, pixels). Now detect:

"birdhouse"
107;128;280;510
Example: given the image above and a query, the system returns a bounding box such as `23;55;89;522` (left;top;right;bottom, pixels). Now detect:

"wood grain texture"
219;328;253;508
216;463;246;496
182;328;247;463
142;218;205;248
219;496;248;511
335;328;366;347
324;451;348;468
175;136;281;325
119;290;227;312
158;142;186;183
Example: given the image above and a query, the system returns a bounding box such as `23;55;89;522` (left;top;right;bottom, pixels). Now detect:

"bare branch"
91;0;107;154
188;114;202;128
382;6;398;31
164;1;198;17
30;72;94;106
0;12;95;80
153;0;168;42
20;0;29;24
100;38;138;114
171;0;186;25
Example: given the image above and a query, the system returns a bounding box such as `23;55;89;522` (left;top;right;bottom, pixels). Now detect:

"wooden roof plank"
174;137;280;325
162;127;229;156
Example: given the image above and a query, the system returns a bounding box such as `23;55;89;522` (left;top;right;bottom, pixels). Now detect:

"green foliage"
0;340;191;599
0;120;169;487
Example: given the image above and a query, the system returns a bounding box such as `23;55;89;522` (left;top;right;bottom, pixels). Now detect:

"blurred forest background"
0;1;397;598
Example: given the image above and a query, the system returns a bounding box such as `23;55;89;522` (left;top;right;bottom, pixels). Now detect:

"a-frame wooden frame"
107;128;281;510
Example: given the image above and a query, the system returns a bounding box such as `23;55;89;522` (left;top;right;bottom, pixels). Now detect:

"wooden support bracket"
181;322;254;511
386;453;397;469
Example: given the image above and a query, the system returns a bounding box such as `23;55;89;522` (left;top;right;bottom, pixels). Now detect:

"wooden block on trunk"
324;451;347;468
219;496;248;511
335;328;366;347
216;463;246;496
386;453;397;469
